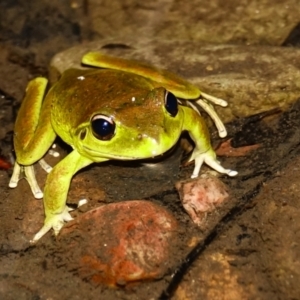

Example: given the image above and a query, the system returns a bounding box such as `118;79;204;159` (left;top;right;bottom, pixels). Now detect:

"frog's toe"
78;198;88;207
191;151;238;178
62;211;74;222
24;165;44;199
30;208;73;243
226;169;238;176
48;149;60;157
47;143;60;158
201;92;228;107
9;178;19;188
30;223;53;243
204;155;237;177
9;162;44;198
37;145;60;173
32;190;44;199
66;199;88;213
38;159;52;173
8;162;21;188
187;97;227;138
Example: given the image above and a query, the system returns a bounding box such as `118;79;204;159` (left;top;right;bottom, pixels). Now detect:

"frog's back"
48;68;156;136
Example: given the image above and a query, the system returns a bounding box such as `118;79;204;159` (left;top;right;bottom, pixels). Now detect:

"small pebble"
176;175;229;226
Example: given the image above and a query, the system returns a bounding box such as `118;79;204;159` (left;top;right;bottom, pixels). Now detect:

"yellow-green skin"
12;52;236;241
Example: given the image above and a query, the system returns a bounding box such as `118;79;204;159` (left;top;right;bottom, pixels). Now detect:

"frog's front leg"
8;78;56;198
31;150;98;243
182;106;237;178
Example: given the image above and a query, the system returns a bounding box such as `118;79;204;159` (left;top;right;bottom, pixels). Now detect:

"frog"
8;52;237;242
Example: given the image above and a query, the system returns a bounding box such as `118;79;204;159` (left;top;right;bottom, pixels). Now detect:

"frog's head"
72;87;184;161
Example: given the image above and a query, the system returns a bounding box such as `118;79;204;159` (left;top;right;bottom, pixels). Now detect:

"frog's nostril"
137;133;152;141
79;128;87;140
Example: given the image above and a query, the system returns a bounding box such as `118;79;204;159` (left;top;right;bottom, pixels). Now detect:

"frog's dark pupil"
165;91;178;117
91;117;115;140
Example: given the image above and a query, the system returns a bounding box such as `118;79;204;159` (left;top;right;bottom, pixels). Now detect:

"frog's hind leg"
81;52;200;99
82;52;228;138
9;78;56;198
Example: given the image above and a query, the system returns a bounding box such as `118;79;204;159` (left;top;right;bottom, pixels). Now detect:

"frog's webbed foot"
30;206;73;243
188;92;228;138
31;199;88;243
9;162;44;199
189;148;238;178
9;159;54;199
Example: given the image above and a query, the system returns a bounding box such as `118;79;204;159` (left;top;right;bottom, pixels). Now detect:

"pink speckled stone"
176;175;229;226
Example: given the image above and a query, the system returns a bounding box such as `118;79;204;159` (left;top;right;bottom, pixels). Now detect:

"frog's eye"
91;115;115;140
165;91;178;117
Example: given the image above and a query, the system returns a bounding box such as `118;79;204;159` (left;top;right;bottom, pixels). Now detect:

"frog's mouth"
81;143;175;162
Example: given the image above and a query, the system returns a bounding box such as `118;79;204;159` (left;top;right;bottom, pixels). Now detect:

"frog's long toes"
67;206;74;212
23;165;44;199
28;180;44;199
201;92;228;107
195;98;227;138
59;209;74;222
48;143;60;158
227;169;238;177
191;150;237;178
78;198;88;207
218;128;227;138
53;222;65;236
205;156;237;177
67;199;88;212
63;213;73;222
48;149;60;158
38;146;60;173
38;159;52;173
8;180;18;188
8;162;21;188
31;208;74;243
30;224;52;243
33;190;44;199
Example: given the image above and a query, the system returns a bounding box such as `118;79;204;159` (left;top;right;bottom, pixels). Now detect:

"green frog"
9;52;237;242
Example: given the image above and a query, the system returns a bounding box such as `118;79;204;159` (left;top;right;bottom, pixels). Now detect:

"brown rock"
58;200;178;286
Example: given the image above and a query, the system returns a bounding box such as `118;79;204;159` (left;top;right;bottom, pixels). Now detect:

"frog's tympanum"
9;52;237;242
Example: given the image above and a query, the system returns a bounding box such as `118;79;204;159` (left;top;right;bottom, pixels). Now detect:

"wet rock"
87;0;299;46
176;175;230;228
58;200;178;286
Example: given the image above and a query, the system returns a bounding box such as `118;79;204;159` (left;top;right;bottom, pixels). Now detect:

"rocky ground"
1;1;300;299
